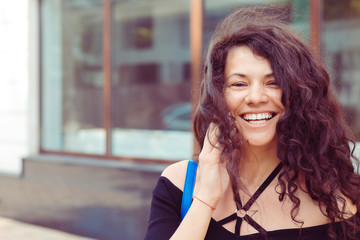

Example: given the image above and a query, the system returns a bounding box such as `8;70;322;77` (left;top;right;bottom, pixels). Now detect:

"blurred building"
0;0;359;240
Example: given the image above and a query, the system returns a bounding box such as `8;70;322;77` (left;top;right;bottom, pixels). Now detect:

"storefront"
39;0;360;164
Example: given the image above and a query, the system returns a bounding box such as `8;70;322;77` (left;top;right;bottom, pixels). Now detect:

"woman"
145;7;360;240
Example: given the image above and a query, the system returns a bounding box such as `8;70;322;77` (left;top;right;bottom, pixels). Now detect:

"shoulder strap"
180;160;198;220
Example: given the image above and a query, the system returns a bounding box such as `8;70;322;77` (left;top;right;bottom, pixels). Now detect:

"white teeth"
243;113;273;121
248;120;267;125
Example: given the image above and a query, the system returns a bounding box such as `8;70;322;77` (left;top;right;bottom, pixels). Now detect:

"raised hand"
196;123;226;209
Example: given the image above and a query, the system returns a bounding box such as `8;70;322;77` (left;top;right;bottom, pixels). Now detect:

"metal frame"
103;0;112;156
39;150;175;164
190;0;203;154
309;0;322;56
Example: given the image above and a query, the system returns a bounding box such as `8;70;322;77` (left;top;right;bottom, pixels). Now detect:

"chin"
242;135;278;148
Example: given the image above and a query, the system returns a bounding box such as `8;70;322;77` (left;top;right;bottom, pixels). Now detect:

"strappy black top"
145;165;360;240
217;163;283;237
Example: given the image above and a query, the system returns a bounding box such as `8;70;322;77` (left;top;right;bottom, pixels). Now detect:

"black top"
144;176;360;240
221;163;283;236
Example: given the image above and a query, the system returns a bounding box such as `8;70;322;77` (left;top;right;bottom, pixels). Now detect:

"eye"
231;82;247;87
266;80;279;86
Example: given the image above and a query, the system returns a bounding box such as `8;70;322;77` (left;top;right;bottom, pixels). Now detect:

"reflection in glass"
41;0;105;154
322;0;360;156
203;0;309;55
111;0;192;160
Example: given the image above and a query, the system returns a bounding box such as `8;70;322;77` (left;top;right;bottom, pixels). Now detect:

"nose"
244;84;268;105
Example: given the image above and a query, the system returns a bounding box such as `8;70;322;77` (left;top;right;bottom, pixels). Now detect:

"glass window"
203;0;310;55
122;16;153;49
41;0;105;154
41;0;312;161
41;0;192;160
322;0;360;156
110;0;193;160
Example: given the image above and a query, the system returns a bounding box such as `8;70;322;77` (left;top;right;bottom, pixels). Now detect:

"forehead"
225;45;272;78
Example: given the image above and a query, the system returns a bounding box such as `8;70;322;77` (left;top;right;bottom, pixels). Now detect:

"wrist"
195;192;220;209
194;196;216;210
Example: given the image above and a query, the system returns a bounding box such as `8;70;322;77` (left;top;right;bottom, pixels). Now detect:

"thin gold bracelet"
194;196;216;210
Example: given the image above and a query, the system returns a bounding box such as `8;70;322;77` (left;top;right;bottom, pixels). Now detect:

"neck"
238;141;280;190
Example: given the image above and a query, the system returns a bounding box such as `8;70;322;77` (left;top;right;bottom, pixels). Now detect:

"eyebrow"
226;72;274;80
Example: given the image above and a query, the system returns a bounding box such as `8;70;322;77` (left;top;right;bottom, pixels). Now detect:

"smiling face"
224;45;284;148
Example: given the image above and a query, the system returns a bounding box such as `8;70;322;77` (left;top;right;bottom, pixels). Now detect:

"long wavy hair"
193;7;360;239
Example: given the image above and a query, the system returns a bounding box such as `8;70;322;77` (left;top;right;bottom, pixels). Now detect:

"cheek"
269;90;284;111
224;91;232;110
224;91;243;113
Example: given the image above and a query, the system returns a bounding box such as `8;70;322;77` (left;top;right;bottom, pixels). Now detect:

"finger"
202;123;223;155
202;123;216;152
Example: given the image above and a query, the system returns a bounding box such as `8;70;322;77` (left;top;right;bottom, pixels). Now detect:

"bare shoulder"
161;160;191;191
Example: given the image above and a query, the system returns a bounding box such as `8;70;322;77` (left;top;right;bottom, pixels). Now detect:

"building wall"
28;0;41;162
0;1;32;176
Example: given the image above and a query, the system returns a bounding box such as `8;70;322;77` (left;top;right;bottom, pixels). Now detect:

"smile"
241;112;277;125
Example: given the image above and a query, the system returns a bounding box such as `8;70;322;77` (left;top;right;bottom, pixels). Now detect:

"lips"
241;112;276;125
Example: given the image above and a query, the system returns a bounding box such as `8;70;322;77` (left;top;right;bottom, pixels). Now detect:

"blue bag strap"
180;160;198;220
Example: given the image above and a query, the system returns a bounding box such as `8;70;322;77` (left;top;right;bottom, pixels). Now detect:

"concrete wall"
0;1;32;176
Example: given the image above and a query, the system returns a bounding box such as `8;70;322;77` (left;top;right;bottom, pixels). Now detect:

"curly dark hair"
193;6;360;239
